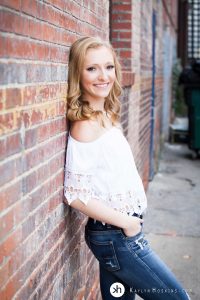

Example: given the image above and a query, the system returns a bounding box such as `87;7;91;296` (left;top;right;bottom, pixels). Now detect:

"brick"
65;1;82;18
1;171;64;249
38;2;79;32
119;31;132;39
0;0;21;10
14;238;63;300
45;0;66;11
37;86;50;102
24;134;65;171
0;180;22;212
122;71;135;87
24;171;63;216
25;118;66;148
6;88;22;109
0;63;27;85
28;19;43;40
0;227;22;265
0;36;6;58
22;102;57;128
0;89;6;111
120;50;132;58
112;41;131;49
0;156;23;186
0;190;64;288
0;258;9;289
23;84;62;106
112;13;132;21
112;22;131;30
24;117;66;149
0;111;21;135
0;10;27;36
0;62;67;85
22;151;64;194
23;86;37;105
48;83;61;99
0;6;89;48
21;0;39;18
112;4;132;12
39;237;78;300
0;209;14;241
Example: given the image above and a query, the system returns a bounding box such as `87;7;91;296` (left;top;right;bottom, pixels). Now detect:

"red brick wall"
110;0;154;187
0;1;109;299
111;0;177;188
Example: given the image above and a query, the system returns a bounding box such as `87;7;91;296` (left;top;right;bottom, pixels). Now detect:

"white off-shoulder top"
64;126;147;216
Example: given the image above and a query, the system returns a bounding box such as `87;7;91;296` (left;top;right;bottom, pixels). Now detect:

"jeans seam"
124;242;176;293
90;239;121;271
136;255;169;289
131;254;183;300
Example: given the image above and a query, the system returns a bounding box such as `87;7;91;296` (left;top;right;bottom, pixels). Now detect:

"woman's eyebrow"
85;61;114;67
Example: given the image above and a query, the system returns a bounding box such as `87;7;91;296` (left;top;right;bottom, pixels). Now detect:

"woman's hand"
123;216;143;237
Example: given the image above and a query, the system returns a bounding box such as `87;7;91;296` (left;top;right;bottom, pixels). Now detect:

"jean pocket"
126;234;150;258
89;238;120;272
121;228;143;241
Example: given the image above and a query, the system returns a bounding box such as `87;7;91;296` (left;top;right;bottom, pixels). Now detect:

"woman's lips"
93;83;109;88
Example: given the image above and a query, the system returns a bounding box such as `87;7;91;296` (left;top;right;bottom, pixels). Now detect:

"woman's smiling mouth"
93;83;109;88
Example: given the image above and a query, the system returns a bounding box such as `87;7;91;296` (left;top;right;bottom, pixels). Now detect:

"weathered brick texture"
0;0;177;299
0;1;109;299
111;0;177;188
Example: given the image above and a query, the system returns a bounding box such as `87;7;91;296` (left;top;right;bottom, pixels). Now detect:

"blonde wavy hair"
67;36;122;127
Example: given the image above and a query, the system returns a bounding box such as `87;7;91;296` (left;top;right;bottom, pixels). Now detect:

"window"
187;0;200;60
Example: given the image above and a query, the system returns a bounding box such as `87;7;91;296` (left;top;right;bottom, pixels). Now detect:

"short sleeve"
63;137;99;206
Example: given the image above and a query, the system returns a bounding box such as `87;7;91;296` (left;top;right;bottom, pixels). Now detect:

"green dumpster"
184;87;200;157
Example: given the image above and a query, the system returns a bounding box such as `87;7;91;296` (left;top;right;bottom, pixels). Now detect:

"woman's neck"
83;97;105;112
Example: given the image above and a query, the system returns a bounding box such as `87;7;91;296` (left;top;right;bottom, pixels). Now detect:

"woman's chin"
95;90;111;99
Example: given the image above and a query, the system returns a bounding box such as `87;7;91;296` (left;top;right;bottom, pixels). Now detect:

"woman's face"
80;46;116;105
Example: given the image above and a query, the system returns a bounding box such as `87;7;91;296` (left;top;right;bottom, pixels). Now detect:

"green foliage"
172;59;188;117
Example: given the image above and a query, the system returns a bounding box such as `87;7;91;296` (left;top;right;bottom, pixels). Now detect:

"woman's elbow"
63;197;86;209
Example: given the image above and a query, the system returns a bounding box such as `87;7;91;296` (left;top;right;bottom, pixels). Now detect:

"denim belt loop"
106;224;112;228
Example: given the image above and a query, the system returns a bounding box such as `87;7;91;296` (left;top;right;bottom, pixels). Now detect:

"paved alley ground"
138;142;200;300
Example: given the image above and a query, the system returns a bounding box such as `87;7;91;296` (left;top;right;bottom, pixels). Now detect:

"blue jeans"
84;217;190;300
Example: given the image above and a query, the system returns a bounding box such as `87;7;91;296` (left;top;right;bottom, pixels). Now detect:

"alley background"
141;143;200;300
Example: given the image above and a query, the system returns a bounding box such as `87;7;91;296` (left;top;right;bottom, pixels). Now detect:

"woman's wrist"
122;215;143;230
122;215;135;229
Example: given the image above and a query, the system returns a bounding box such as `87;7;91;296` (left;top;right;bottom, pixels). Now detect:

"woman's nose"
98;69;108;80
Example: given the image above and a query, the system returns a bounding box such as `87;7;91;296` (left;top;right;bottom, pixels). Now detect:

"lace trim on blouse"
64;170;97;205
64;170;146;215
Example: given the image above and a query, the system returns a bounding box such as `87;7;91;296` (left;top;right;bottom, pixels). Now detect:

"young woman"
64;36;190;300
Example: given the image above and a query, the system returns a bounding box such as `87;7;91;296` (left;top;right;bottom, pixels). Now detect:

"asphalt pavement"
138;142;200;300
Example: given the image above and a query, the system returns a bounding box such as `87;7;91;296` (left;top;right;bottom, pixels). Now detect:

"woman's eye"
107;65;115;70
87;67;96;72
86;65;114;71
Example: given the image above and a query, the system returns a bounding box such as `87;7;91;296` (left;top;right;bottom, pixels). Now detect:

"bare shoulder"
69;120;101;142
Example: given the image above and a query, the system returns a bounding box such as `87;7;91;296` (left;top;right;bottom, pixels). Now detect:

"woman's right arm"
65;197;143;237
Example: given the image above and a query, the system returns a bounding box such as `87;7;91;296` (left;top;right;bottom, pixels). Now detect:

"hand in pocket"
123;216;143;238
